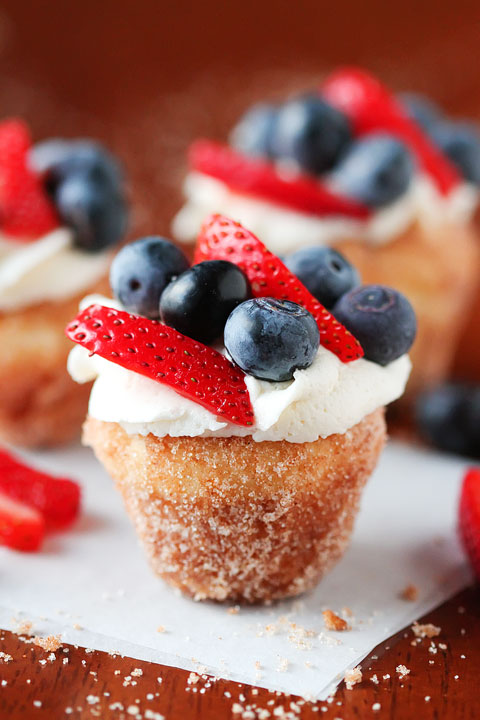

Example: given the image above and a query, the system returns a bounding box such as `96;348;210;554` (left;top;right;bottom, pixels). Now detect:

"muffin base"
0;279;108;448
84;409;386;603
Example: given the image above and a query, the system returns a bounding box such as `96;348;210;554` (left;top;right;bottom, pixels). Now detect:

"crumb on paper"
401;584;419;601
277;657;289;673
323;610;350;632
228;606;240;615
344;666;362;689
12;619;33;636
156;625;166;633
396;664;410;678
412;622;441;639
72;623;83;631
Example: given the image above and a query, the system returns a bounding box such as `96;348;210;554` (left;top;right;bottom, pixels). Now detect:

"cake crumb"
34;634;62;652
412;622;441;639
401;584;419;601
396;664;410;678
344;666;362;689
323;610;350;631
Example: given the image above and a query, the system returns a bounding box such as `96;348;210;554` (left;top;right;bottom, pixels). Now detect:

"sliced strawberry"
0;119;60;239
0;490;45;551
189;139;371;220
66;305;254;426
322;68;460;196
195;214;363;362
459;467;480;579
0;450;81;530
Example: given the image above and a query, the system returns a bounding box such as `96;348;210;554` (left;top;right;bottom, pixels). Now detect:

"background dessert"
0;120;128;447
67;216;414;601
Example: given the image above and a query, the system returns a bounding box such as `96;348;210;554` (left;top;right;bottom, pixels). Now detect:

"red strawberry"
0;490;45;551
0;119;60;239
195;214;364;363
189;139;371;219
66;305;254;426
459;467;480;579
322;68;459;196
0;450;81;530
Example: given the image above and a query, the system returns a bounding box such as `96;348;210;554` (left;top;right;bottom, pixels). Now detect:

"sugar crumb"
396;664;410;678
344;666;362;689
412;622;441;639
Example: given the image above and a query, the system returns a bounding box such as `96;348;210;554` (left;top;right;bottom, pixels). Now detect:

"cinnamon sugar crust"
84;409;386;603
335;219;479;404
0;277;108;448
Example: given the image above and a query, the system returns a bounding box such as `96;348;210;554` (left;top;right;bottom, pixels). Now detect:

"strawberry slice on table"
189;139;371;220
0;119;60;239
0;490;45;552
322;68;460;196
459;468;480;579
0;450;81;530
66;305;255;426
194;214;364;363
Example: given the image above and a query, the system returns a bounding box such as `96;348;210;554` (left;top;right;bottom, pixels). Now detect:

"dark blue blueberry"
329;134;414;207
270;95;351;175
416;384;480;457
54;174;127;252
399;92;442;132
429;122;480;185
160;260;251;344
332;285;416;366
224;298;320;382
230;103;278;158
110;236;190;319
284;246;360;309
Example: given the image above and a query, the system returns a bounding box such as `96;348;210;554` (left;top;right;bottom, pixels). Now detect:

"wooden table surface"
0;1;479;717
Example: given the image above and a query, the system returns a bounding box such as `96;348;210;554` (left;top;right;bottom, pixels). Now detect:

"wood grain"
0;585;478;719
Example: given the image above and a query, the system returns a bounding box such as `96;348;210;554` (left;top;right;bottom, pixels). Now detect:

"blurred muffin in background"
172;68;479;410
0;119;128;447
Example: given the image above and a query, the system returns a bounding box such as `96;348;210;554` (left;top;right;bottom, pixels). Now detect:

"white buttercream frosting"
172;172;478;255
0;228;111;312
67;294;411;444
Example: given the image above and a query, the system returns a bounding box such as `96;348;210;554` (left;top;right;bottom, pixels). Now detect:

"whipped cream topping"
172;172;478;255
68;295;411;444
0;229;111;312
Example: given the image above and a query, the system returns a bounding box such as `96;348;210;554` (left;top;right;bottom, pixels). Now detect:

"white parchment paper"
0;441;472;700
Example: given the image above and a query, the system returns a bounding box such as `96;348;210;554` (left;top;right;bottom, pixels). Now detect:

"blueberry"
31;139;124;190
329;134;414;207
416;384;480;457
284;247;360;309
54;174;128;252
160;260;251;344
110;236;189;319
270;95;351;175
224;298;320;382
230;103;278;158
399;92;442;132
429;122;480;185
332;285;416;366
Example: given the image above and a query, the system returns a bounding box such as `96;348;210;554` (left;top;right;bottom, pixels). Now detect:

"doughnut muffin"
0;119;128;447
67;215;414;602
172;68;478;405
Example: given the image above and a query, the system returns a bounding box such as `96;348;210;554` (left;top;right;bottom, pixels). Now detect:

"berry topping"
429;122;480;186
230;103;278;158
31;138;128;251
189;140;371;220
0;449;81;529
399;92;442;133
224;298;319;382
329;133;414;207
0;119;60;239
110;236;190;319
416;383;480;457
160;259;251;344
195;214;364;362
269;95;352;175
322;68;460;195
459;468;480;580
284;246;360;309
66;304;254;426
0;490;45;552
332;284;416;366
